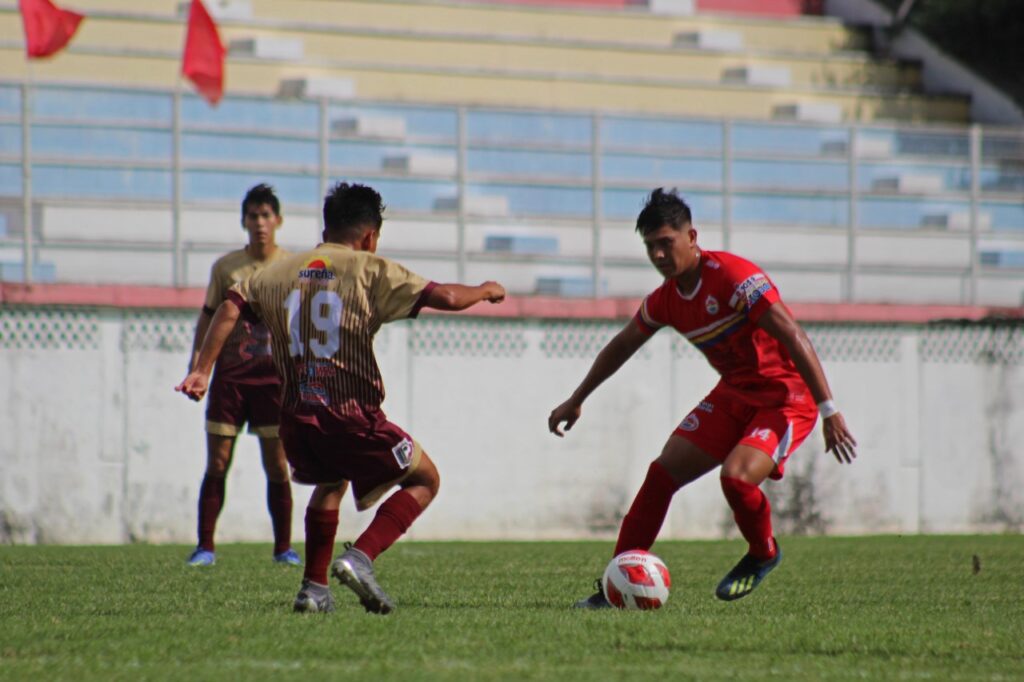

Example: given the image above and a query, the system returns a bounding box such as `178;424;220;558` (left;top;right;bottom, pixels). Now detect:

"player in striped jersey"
178;182;505;614
549;188;857;605
184;184;298;568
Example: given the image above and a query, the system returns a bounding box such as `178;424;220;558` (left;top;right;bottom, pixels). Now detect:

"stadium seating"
0;0;1021;304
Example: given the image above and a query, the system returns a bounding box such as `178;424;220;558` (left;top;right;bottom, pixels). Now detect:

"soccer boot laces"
715;542;783;601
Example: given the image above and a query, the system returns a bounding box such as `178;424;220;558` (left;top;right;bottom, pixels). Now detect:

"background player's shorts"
673;383;817;480
279;409;423;511
205;376;282;438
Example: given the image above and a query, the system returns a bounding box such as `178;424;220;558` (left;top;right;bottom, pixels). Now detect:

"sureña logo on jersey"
298;256;335;281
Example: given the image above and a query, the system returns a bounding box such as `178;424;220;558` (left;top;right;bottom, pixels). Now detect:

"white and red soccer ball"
602;550;671;610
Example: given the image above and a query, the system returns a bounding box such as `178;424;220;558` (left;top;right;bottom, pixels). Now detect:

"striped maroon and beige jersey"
227;242;435;420
203;247;289;384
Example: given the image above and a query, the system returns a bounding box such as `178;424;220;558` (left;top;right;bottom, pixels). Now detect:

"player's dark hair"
635;188;692;236
322;182;386;237
241;183;281;220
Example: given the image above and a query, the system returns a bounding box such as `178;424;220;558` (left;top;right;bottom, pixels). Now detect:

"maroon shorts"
279;409;422;511
673;383;817;480
205;375;282;438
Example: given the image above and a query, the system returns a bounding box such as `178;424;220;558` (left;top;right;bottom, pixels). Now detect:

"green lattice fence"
120;311;195;353
0;308;1020;365
0;308;100;351
412;318;528;358
921;323;1024;365
805;324;904;363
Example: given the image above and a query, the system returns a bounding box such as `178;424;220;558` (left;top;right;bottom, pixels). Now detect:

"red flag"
181;0;225;106
19;0;84;59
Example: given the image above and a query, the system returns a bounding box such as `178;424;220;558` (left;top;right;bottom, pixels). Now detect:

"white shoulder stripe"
683;311;743;339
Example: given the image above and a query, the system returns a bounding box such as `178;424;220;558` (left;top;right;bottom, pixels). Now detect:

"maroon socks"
196;474;225;551
304;507;339;585
353;490;424;561
266;480;293;555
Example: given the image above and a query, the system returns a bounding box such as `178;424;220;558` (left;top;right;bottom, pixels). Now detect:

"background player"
177;182;506;614
548;188;857;605
185;184;299;567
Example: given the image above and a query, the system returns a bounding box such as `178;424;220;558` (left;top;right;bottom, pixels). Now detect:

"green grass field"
1;536;1021;681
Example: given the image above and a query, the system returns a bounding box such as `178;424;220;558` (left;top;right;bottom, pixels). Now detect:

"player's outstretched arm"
175;300;241;402
423;281;506;311
188;309;213;373
757;302;857;464
548;319;650;437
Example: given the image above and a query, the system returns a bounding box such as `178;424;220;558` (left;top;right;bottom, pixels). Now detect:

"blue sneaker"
274;548;302;566
715;543;782;601
186;547;215;567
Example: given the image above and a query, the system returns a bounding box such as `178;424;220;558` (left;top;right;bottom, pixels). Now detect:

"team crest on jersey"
704;295;719;315
392;438;414;469
680;413;700;431
298;255;335;281
697;400;714;413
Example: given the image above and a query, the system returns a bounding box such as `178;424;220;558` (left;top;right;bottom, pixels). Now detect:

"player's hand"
481;281;506;304
175;372;210;402
548;399;582;437
823;413;856;464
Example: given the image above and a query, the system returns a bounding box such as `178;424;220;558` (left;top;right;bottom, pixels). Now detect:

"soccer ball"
602;550;671;610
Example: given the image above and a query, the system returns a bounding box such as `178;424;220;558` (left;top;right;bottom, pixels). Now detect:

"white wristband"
818;399;839;419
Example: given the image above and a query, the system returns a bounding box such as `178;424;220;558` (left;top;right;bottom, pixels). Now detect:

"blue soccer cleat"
273;548;302;566
715;543;783;601
186;547;216;567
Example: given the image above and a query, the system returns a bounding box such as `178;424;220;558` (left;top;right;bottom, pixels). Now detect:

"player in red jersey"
549;188;857;605
184;184;299;567
178;182;505;614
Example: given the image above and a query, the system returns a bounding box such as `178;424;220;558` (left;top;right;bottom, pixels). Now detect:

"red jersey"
635;250;808;407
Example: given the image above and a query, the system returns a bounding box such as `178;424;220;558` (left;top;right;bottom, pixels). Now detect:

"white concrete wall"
0;309;1021;544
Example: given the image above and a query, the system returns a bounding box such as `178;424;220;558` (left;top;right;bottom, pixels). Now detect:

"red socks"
720;476;776;561
353;490;424;561
304;507;339;585
613;461;680;556
266;480;293;555
197;474;225;551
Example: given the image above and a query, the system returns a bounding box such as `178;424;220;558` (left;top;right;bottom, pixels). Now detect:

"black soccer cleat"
573;579;612;609
715;543;783;601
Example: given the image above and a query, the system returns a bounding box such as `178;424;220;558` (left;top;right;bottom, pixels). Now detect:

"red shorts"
205;375;282;438
279;408;423;511
673;383;817;480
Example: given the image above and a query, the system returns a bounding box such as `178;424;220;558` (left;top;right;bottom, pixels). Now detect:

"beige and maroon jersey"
203;247;289;384
227;243;435;420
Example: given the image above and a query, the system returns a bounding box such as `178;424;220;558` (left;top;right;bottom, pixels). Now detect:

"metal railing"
2;80;1023;303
